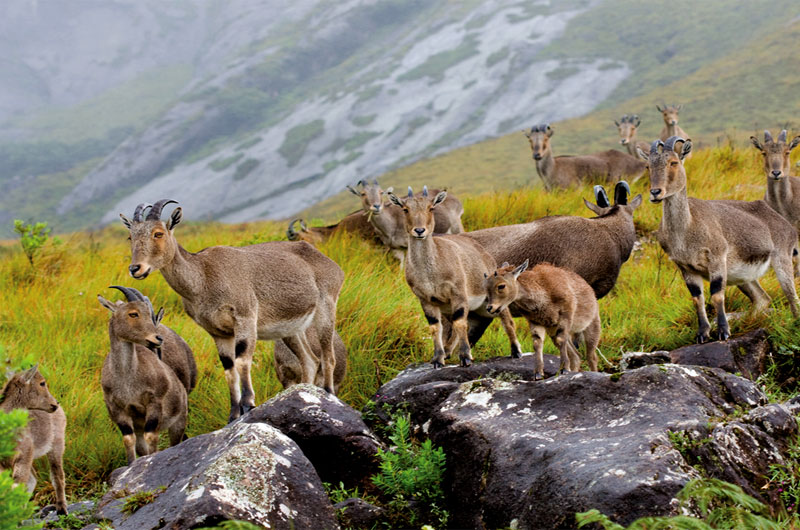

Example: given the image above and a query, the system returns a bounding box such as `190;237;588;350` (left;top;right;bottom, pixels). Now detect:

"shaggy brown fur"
524;124;646;189
286;211;377;245
485;262;601;379
638;136;799;343
0;366;67;515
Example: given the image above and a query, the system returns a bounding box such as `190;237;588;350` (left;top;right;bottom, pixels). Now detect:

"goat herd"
3;104;800;517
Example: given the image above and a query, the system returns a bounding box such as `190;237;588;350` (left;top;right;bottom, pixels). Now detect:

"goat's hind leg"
529;323;546;380
737;281;771;313
214;336;242;422
682;269;713;343
47;448;68;515
233;320;259;414
449;301;472;367
581;316;601;372
772;252;800;317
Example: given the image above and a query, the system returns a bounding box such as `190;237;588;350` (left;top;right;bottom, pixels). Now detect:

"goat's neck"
664;123;679;137
515;277;548;312
159;244;205;301
625;133;638;156
108;333;139;375
407;234;437;271
766;176;793;208
369;207;398;242
535;151;555;189
661;186;692;236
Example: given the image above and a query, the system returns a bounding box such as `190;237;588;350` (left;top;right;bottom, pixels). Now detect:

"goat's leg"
467;314;493;347
772;252;800;317
529;323;546;380
233;322;258;413
11;444;34;492
421;301;446;368
737;281;771;312
282;334;319;385
707;263;730;341
682;269;713;343
214;336;242;422
143;406;161;456
313;305;338;393
552;327;574;374
134;429;147;457
582;317;602;372
448;296;472;367
47;448;68;515
498;307;522;358
440;318;453;359
110;412;137;465
168;407;188;447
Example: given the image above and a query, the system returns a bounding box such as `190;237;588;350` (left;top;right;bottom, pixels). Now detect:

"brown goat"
273;329;347;394
656;104;691;159
98;286;189;464
286;211;376;245
485;261;601;379
120;199;344;422
388;187;521;367
615;114;650;157
348;180;464;265
638;136;799;343
0;365;67;515
524;124;646;189
463;181;640;345
750;129;800;231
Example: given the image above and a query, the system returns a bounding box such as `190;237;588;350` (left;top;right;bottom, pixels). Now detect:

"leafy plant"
766;433;800;518
372;414;448;528
576;478;783;529
13;219;53;267
120;486;166;516
0;409;41;529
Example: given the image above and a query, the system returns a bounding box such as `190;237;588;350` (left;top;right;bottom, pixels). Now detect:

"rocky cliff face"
40;0;626;224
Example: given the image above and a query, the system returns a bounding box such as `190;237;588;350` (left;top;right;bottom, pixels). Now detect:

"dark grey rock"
97;421;338;530
375;360;792;529
786;395;800;415
668;328;771;380
334;497;385;529
241;383;383;489
618;350;670;370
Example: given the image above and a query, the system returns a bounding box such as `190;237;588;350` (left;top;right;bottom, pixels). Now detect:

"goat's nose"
650;188;662;197
670;120;677;125
414;227;425;236
155;335;163;344
129;264;141;275
372;203;381;211
620;139;628;144
533;154;542;160
486;305;494;313
772;170;782;178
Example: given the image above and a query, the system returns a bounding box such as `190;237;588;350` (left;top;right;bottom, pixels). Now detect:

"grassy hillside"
2;143;800;506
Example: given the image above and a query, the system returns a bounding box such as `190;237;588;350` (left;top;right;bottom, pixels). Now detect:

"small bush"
120;486;166;516
13;219;53;267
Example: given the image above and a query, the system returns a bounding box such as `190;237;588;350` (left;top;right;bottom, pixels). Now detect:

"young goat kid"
0;365;67;515
639;136;799;343
750;129;800;232
485;261;601;380
98;286;190;464
389;187;521;368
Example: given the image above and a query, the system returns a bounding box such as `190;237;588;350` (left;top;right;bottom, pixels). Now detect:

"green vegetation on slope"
2;144;799;507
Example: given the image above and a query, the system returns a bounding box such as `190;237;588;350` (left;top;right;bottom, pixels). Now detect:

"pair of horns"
763;130;788;143
132;199;178;222
657;103;682;111
593;181;631;208
404;185;430;197
529;123;551;134
650;136;686;155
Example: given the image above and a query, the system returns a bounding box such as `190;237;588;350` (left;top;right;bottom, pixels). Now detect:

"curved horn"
614;181;631;205
663;136;685;152
373;179;379;185
650;139;664;155
146;199;178;221
109;285;146;303
133;203;151;223
407;186;413;197
287;219;301;240
422;185;428;197
594;185;610;208
764;130;774;143
300;220;308;232
778;130;788;143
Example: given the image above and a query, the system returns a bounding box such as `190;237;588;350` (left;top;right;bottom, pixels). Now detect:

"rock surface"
373;361;796;529
97;421;338;530
242;383;383;489
333;497;386;529
668;329;771;380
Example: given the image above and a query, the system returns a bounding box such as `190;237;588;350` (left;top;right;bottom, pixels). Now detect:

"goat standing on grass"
286;212;376;245
273;328;347;394
348;180;464;265
464;181;641;344
0;365;67;515
615;115;650;157
98;286;190;464
638;136;799;343
121;200;344;422
524;124;646;189
388;187;522;368
485;261;601;380
750;130;800;232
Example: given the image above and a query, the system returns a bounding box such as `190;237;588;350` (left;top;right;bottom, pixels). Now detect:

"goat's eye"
40;381;46;387
127;235;131;241
129;312;139;318
670;161;678;167
403;208;409;213
498;285;506;291
153;232;164;239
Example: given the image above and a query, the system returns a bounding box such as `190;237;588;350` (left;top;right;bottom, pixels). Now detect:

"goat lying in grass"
485;261;601;379
0;365;68;514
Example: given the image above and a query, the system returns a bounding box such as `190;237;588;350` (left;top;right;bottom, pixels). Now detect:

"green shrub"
0;409;41;529
13;219;53;267
120;486;166;516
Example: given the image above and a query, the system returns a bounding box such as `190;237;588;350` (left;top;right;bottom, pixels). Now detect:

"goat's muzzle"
670;120;677;125
49;404;59;413
413;227;426;239
533;153;542;161
372;204;382;213
649;188;663;203
129;264;150;279
620;139;628;145
771;170;783;180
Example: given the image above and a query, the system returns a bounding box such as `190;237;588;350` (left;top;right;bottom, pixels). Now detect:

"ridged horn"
287;219;301;240
407;186;413;197
146;199;178;221
422;185;428;197
614;181;631;206
663;136;685;152
133;203;151;223
594;185;610;208
778;130;788;143
650;139;664;155
109;285;146;302
764;130;774;143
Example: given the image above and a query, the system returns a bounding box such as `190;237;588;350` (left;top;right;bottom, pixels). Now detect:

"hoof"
323;386;334;394
240;403;254;415
431;360;444;369
227;412;240;424
460;358;472;368
56;508;68;516
717;329;731;341
695;330;711;344
510;351;521;359
559;368;571;375
534;373;543;381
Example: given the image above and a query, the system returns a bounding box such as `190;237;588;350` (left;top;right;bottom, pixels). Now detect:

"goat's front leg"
552;326;575;374
707;261;730;341
214;336;241;423
143;403;162;456
234;319;259;413
421;301;445;368
681;269;713;343
449;299;472;367
498;307;522;358
529;323;546;380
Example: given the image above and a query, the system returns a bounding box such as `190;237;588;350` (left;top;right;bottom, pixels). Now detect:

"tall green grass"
1;143;798;505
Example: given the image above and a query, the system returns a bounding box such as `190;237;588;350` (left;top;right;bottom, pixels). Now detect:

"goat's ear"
167;207;182;230
634;117;641;127
789;136;800;152
346;185;359;195
676;104;683;111
432;191;447;207
388;192;404;208
522;130;531;138
750;136;764;151
629;194;643;210
119;214;132;229
154;307;165;327
500;261;509;268
583;198;604;216
679;140;692;160
23;364;39;384
545;125;554;138
97;295;117;313
636;146;649;162
512;259;529;278
656;104;663;112
614;120;620;127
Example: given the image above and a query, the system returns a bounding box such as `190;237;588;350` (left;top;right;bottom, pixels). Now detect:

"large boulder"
97;422;338;530
374;362;795;529
667;329;771;379
241;383;383;489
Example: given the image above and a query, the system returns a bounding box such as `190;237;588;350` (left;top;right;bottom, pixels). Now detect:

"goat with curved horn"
146;199;178;221
133;203;152;223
